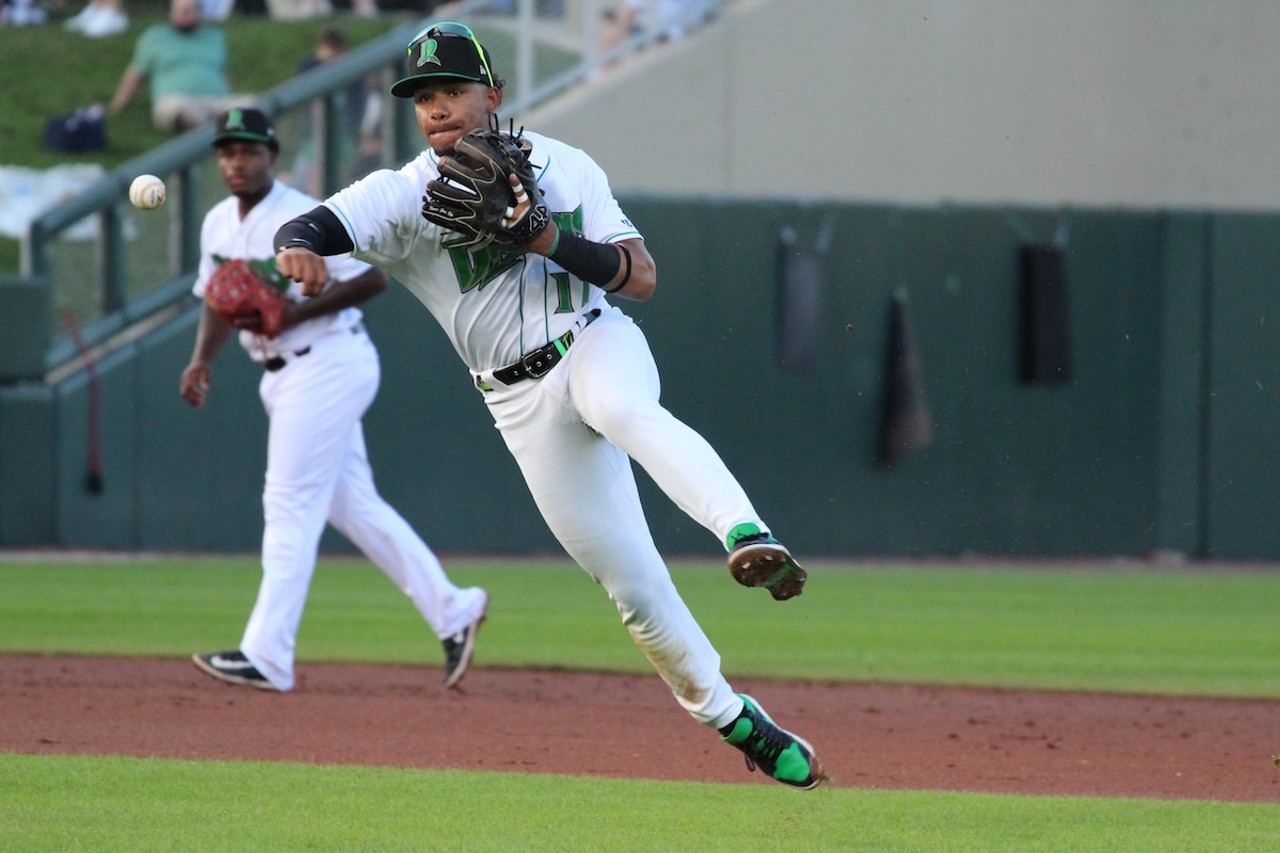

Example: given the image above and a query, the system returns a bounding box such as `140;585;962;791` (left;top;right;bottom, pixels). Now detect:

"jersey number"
552;272;591;314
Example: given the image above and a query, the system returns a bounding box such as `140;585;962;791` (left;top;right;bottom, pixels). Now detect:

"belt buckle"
520;348;555;379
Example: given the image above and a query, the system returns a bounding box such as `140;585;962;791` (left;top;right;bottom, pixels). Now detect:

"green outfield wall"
2;200;1276;560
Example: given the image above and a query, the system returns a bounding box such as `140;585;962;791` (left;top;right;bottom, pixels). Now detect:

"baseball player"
181;108;488;693
273;24;825;788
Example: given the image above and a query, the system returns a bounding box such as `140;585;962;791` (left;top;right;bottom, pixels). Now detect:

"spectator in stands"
597;0;707;57
2;0;50;27
263;0;330;20
201;0;234;21
108;0;252;133
486;0;563;15
289;26;384;196
63;0;127;37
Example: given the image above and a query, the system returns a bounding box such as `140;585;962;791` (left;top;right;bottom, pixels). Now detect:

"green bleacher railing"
19;0;726;379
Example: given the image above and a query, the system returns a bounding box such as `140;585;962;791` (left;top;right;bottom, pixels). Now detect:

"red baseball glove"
205;259;288;339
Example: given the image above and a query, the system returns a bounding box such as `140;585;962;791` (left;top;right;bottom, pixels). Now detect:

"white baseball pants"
241;325;486;690
479;308;765;729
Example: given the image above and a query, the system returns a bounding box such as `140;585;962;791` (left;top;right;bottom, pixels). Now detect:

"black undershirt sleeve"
274;205;355;256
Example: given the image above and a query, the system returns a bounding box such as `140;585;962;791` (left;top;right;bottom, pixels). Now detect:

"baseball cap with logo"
213;108;279;152
390;22;501;98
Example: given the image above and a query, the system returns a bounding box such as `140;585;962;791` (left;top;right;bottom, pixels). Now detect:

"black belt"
482;309;601;390
262;324;364;372
264;346;311;372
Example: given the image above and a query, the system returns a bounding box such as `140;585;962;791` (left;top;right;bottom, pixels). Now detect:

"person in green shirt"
108;0;252;132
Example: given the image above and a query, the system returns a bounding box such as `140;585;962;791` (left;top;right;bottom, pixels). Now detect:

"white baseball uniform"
321;133;769;728
194;180;487;691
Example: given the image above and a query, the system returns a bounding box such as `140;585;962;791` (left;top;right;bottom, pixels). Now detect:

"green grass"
2;556;1278;697
3;555;1280;849
0;753;1276;852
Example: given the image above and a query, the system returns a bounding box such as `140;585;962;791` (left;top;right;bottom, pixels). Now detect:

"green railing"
23;15;431;375
17;0;725;379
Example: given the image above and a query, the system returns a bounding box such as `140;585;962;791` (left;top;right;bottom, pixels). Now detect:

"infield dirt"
2;654;1277;803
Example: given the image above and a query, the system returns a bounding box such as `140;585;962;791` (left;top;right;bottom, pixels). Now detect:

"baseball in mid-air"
129;174;166;210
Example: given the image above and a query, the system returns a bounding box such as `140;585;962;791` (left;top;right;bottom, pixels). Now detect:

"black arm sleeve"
274;205;355;256
548;230;624;288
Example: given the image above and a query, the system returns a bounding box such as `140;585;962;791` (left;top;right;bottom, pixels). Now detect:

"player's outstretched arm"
275;206;357;297
276;248;328;297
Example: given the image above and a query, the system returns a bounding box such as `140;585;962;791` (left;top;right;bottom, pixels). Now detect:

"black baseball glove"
422;128;550;251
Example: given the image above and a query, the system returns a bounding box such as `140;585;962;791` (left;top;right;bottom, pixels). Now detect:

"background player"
272;23;825;788
181;108;488;692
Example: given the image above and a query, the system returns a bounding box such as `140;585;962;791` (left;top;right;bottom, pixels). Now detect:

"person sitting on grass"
108;0;251;133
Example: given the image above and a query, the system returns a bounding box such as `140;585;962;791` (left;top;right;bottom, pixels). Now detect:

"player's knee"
581;394;657;440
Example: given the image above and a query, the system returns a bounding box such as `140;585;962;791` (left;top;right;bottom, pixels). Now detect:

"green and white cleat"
719;694;828;789
726;524;807;600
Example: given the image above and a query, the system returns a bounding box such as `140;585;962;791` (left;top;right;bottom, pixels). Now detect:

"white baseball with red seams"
129;174;166;210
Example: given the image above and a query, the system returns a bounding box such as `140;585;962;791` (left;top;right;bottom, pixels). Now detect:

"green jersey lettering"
446;206;585;296
447;243;523;293
552;207;584;237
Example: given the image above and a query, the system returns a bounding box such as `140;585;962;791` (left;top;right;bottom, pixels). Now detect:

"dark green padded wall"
1152;213;1210;555
0;275;50;383
42;306;270;550
0;387;56;545
337;282;558;556
615;201;1174;557
134;310;269;550
6;200;1280;559
1205;214;1280;558
53;347;139;547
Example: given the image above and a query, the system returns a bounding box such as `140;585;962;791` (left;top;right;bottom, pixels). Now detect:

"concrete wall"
526;0;1280;210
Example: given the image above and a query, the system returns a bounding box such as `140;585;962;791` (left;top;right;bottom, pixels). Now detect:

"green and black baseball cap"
390;22;501;99
212;107;279;152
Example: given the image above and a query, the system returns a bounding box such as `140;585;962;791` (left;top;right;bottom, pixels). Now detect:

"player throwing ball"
183;108;488;694
274;23;824;788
